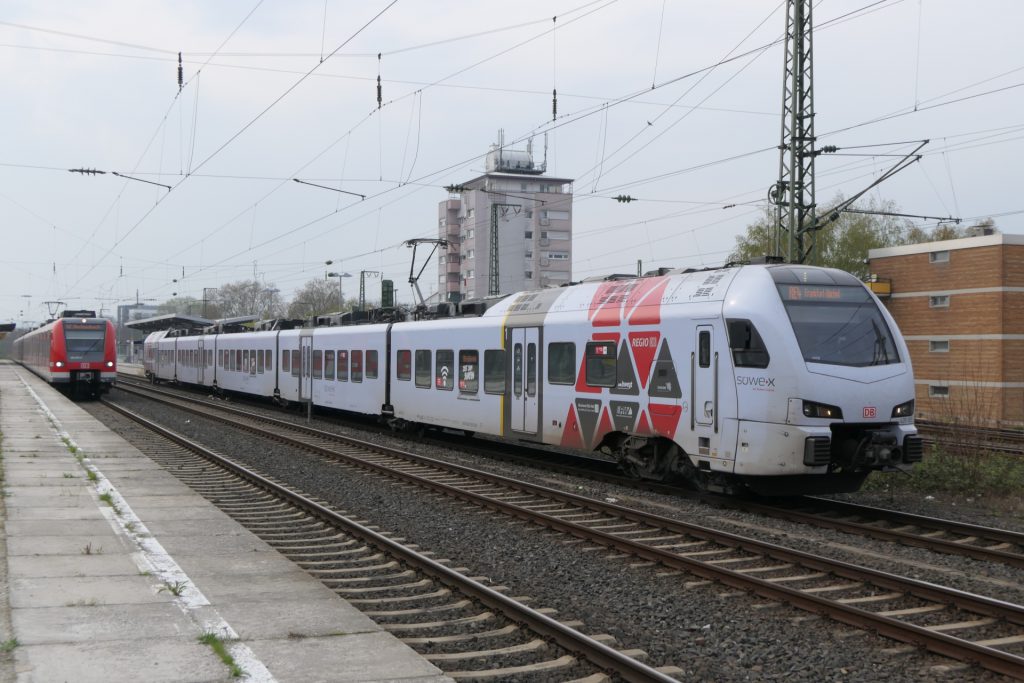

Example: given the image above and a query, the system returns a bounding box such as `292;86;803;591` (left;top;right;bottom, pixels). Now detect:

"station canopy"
124;313;213;334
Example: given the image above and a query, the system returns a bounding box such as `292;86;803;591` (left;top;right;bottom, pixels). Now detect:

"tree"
287;277;346;319
728;194;977;277
157;296;201;316
213;280;285;319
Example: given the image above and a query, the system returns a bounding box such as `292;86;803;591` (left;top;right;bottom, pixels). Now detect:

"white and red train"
144;264;922;495
12;311;117;398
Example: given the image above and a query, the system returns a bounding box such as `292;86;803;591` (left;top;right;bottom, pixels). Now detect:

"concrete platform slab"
212;595;381;640
120;504;236;521
15;638;226;683
177;567;334;603
6;519;120;537
7;506;107;521
248;632;452;683
3;485;91;498
11;602;196;645
10;575;167;608
7;534;128;557
8;554;140;579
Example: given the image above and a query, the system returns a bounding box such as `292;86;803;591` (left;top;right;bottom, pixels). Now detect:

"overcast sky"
2;0;1022;323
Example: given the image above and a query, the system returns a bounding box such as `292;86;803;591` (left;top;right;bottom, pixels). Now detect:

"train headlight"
802;400;843;419
891;399;915;418
106;361;114;368
55;361;64;368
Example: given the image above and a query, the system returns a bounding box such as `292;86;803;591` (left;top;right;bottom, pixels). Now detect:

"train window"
282;349;290;373
547;342;575;385
236;350;243;372
726;319;770;368
397;350;411;381
698;331;711;368
526;343;537;397
459;350;479;394
484;350;506;394
513;344;523;397
415;350;432;388
585;342;616;387
243;350;250;373
366;350;379;379
312;350;323;379
291;350;300;377
325;350;335;380
219;350;225;368
337;350;349;381
207;350;213;367
266;350;272;372
257;349;264;374
352;350;363;383
435;350;454;390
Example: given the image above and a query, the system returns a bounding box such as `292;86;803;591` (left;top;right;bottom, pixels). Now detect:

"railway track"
96;397;681;682
110;381;1024;678
116;375;1024;572
916;419;1024;457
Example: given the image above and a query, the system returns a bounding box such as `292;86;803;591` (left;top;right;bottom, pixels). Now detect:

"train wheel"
620;438;682;482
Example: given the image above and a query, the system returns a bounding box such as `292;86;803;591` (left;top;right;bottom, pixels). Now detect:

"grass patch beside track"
862;446;1024;516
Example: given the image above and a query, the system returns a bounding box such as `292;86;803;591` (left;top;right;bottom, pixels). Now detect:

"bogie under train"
144;264;922;495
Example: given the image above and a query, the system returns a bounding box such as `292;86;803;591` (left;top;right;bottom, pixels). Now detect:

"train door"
509;327;540;435
693;325;717;430
197;338;205;384
299;332;313;402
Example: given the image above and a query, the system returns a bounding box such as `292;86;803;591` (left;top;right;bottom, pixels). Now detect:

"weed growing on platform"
124;521;137;533
62;472;74;478
198;632;245;678
0;638;18;652
80;542;102;555
86;469;98;482
97;491;120;515
159;580;190;597
60;437;77;454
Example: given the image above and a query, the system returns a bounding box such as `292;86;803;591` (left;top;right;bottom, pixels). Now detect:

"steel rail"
100;397;679;683
712;496;1024;569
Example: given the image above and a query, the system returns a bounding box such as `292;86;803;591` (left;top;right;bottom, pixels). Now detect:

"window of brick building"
929;385;950;398
929;340;950;352
929;295;950;308
929;251;950;263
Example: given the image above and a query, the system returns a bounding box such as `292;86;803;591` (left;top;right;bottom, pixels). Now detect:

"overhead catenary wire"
25;0;1020;310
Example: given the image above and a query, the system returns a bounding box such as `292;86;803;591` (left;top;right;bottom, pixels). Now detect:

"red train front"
12;310;116;398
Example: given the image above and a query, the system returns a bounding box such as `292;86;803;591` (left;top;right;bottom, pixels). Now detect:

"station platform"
0;362;452;683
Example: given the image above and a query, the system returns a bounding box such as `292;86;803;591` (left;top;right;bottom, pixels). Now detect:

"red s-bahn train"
12;310;116;398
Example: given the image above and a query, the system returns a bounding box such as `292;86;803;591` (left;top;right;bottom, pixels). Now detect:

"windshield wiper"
870;319;889;365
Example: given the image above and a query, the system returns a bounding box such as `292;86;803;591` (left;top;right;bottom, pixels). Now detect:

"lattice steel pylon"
770;0;818;264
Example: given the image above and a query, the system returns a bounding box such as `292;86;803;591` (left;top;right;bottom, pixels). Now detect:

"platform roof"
124;313;213;334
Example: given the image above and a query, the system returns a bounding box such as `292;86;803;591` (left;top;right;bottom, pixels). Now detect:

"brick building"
867;232;1024;426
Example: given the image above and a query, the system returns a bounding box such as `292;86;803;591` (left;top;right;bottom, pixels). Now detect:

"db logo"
862;406;877;418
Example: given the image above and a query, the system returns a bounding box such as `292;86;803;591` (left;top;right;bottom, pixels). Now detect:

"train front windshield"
777;284;900;367
64;323;107;362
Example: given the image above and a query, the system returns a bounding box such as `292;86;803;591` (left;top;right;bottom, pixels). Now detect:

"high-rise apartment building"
438;137;574;302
